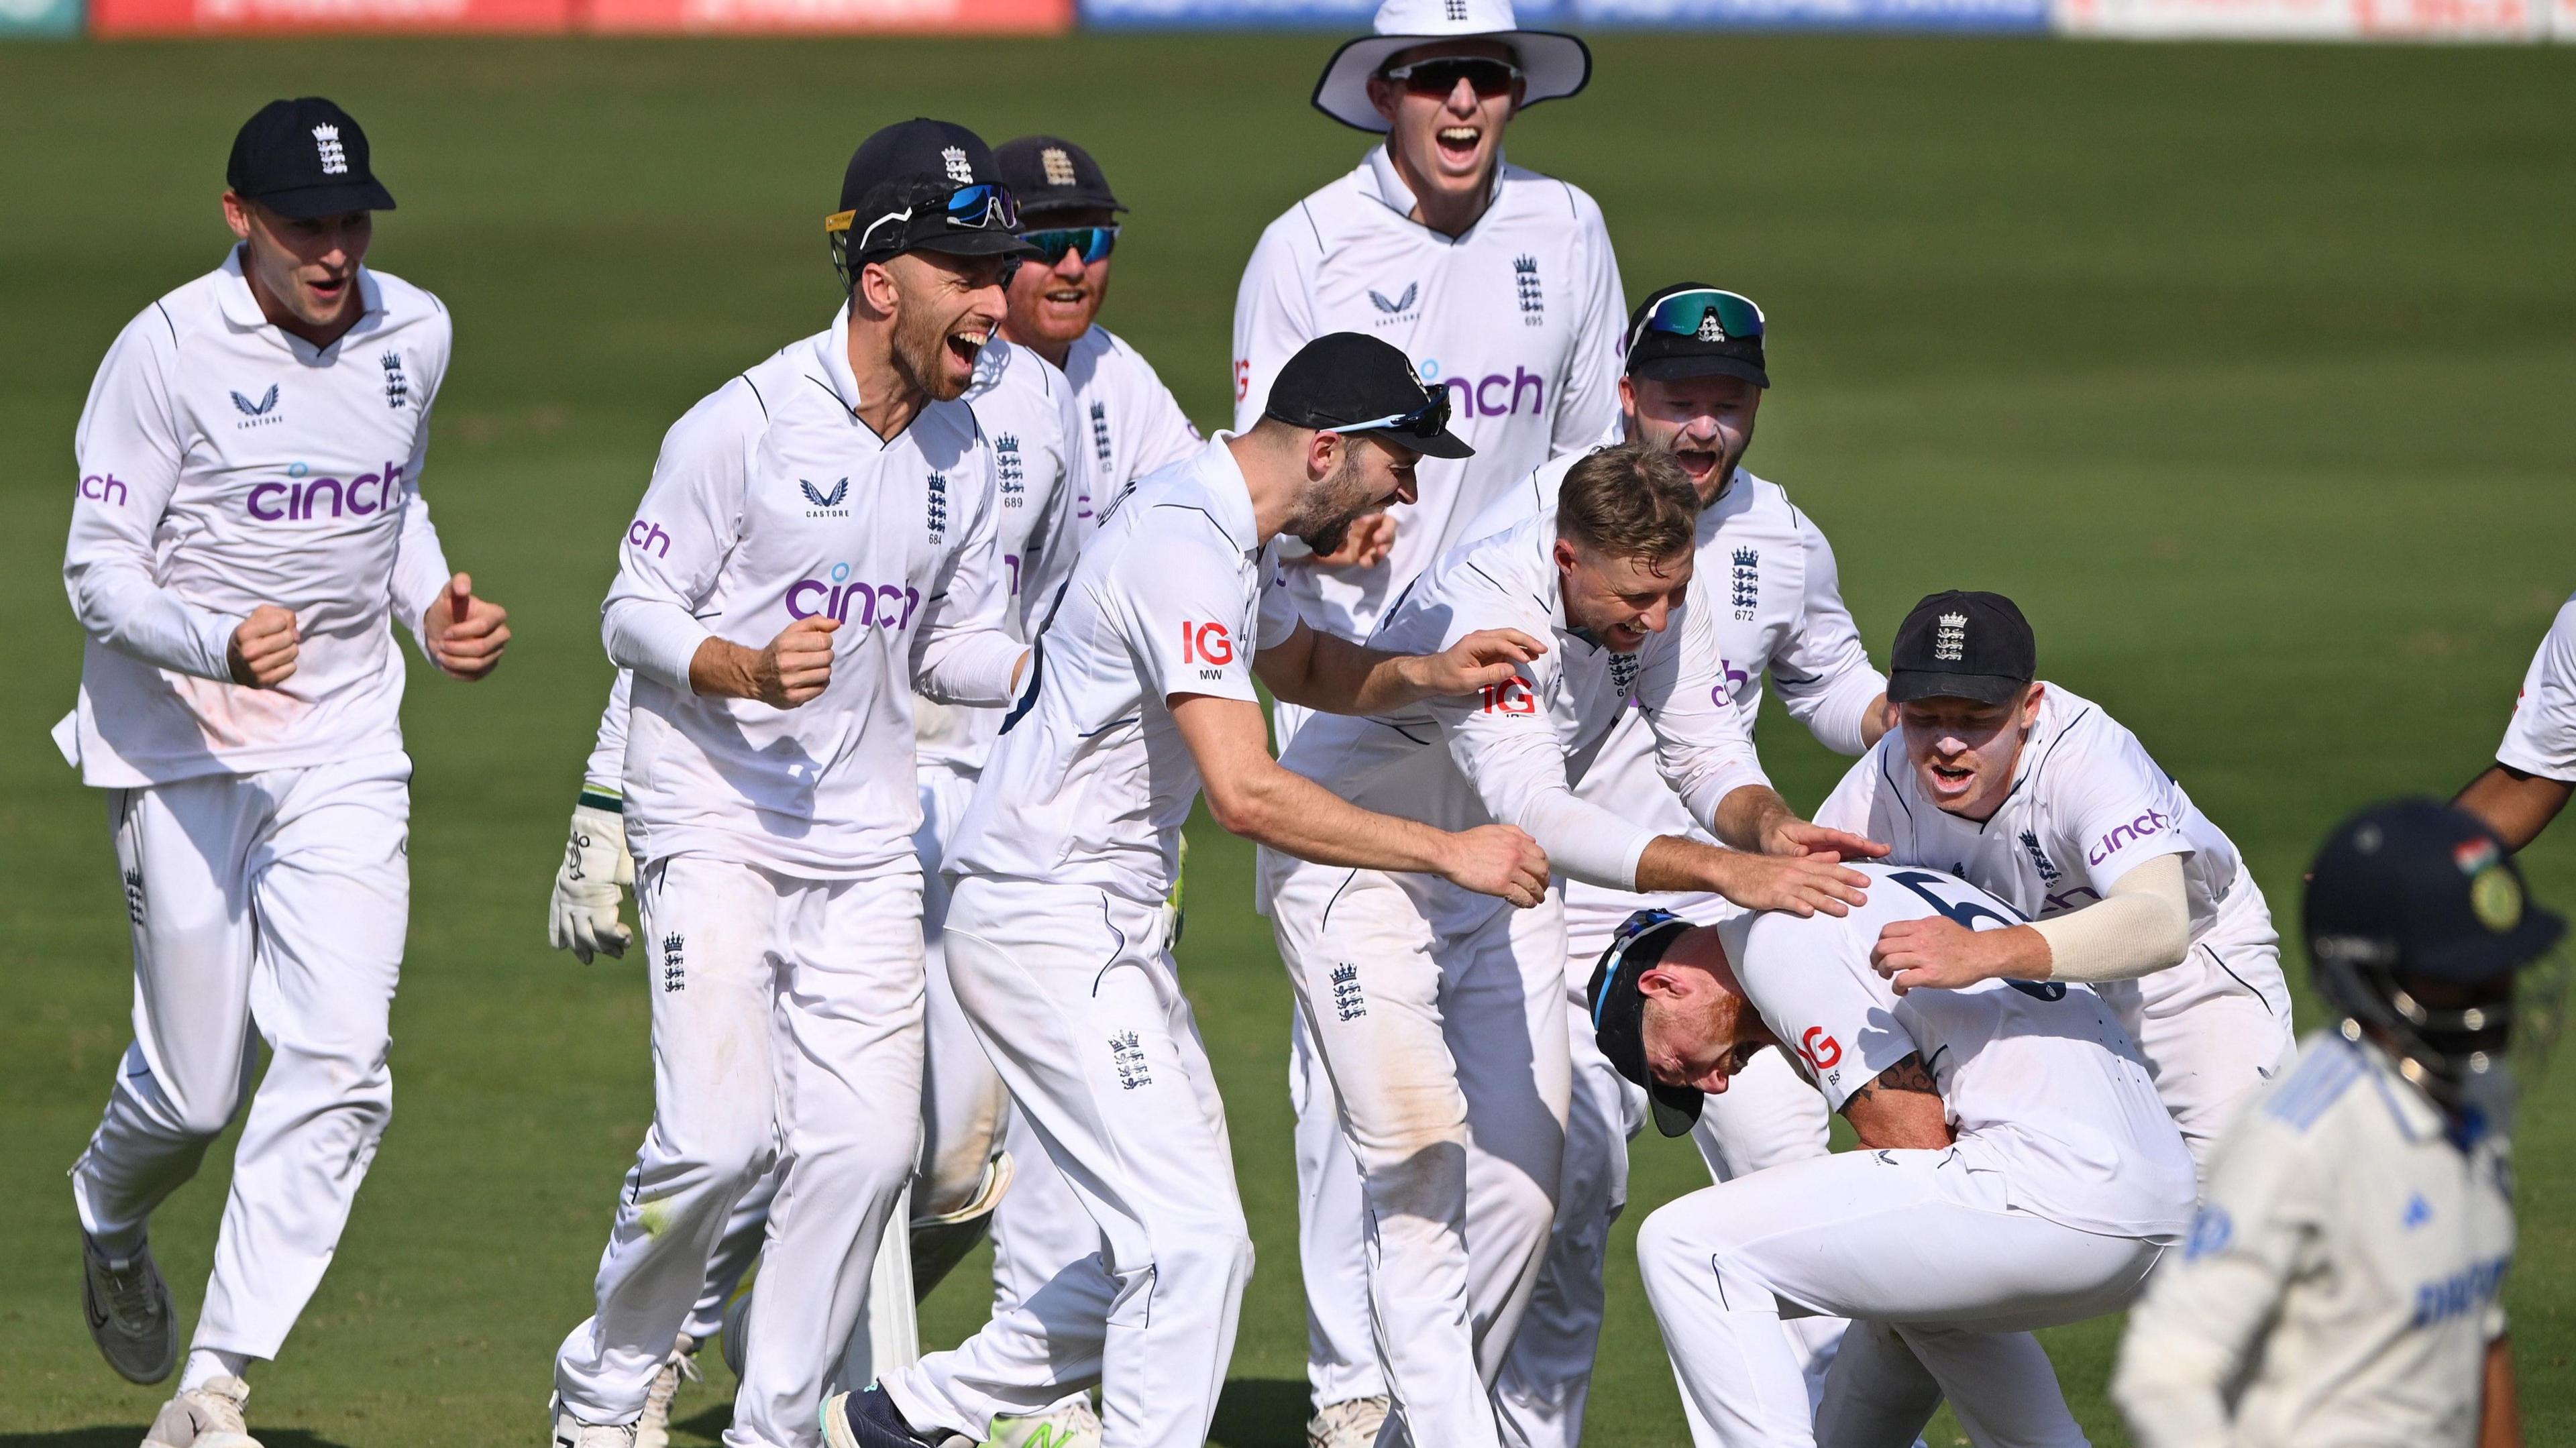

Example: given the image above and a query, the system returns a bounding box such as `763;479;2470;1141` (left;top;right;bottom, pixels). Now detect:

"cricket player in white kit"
1232;5;1621;1429
2116;799;2561;1447
1594;877;2198;1447
62;98;512;1448
1267;446;1884;1448
1457;286;1890;1447
828;333;1554;1448
2455;590;2576;851
547;119;1042;1448
1815;590;2296;1175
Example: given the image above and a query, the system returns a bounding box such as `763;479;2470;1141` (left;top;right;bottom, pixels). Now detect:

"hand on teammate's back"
226;604;300;688
1415;627;1547;697
1710;850;1870;918
425;572;512;680
1441;824;1550;908
1869;915;2043;995
1763;818;1888;865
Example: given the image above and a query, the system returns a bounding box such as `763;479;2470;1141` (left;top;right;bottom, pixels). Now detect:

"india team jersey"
1061;323;1203;520
1232;146;1624;637
1468;455;1886;945
60;249;455;787
1814;681;2288;1027
2121;1032;2513;1445
913;338;1092;775
1717;863;2198;1243
1275;514;1768;936
945;435;1301;910
603;306;1024;879
2496;591;2576;782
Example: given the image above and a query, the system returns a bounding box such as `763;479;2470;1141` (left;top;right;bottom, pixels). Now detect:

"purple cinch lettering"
348;472;382;516
248;482;288;520
875;584;905;629
303;477;343;520
899;586;920;630
785;579;827;620
1476;374;1509;416
1512;367;1544;415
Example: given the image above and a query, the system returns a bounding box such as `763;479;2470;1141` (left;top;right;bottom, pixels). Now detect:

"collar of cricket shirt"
1361;142;1509;228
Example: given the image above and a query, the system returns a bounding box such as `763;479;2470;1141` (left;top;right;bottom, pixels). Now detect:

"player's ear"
1366;76;1400;125
221;190;256;243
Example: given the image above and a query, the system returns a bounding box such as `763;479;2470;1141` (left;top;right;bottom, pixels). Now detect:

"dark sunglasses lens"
1403;60;1517;97
1647;290;1763;342
1025;228;1116;264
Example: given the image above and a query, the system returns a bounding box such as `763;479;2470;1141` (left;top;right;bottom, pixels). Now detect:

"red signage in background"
587;0;1067;30
93;0;572;29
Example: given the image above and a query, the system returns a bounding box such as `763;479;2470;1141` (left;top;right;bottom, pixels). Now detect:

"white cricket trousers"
554;856;926;1448
889;877;1253;1448
1264;863;1573;1448
1497;897;1839;1448
1639;1145;2163;1448
1291;1009;1389;1411
71;756;410;1361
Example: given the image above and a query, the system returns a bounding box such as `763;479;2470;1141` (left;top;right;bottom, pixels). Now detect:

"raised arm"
1252;619;1544;716
1171;693;1547;906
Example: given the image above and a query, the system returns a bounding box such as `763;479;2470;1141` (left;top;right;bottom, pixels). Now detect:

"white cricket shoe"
142;1375;261;1448
635;1333;701;1448
83;1233;176;1385
989;1394;1102;1448
550;1393;639;1447
1305;1394;1389;1448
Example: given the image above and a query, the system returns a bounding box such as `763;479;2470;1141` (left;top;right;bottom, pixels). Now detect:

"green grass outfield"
3;32;2573;1447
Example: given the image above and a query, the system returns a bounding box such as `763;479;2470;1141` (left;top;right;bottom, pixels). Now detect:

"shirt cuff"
606;602;715;696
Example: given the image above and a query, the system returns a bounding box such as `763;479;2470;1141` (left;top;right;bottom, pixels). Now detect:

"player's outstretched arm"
1171;692;1548;906
1254;620;1546;717
2455;763;2572;853
1870;854;2191;994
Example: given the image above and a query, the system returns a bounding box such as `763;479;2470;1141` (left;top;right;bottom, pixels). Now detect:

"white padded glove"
549;793;635;963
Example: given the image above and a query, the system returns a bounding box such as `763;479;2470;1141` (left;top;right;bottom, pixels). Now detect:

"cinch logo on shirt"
78;474;131;506
2088;807;2172;867
244;462;409;522
787;565;920;629
1417;359;1546;420
629;519;672;558
1181;620;1235;669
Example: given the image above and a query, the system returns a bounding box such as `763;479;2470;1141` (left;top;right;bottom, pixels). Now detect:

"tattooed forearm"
1839;1052;1954;1150
1847;1053;1940;1106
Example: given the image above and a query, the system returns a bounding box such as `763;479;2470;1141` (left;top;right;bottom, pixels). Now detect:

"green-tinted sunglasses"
1628;288;1766;353
1022;225;1120;265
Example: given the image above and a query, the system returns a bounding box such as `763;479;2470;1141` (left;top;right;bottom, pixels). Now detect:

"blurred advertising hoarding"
1082;0;2035;23
2053;0;2555;32
91;0;1066;30
0;0;80;33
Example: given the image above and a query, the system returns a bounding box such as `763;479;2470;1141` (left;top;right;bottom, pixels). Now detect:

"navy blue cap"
2308;800;2564;983
227;98;395;219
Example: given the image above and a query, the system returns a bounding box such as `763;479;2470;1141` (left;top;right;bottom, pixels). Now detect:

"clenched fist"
227;604;299;688
691;615;839;708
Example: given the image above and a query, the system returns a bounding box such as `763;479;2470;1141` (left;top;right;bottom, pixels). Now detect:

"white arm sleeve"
1770;510;1886;758
386;320;455;648
601;384;757;692
63;313;240;681
1550;189;1627;459
2028;853;2192;983
582;670;633;797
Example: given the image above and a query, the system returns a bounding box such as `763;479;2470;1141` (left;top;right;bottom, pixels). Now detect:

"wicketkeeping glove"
549;790;635;963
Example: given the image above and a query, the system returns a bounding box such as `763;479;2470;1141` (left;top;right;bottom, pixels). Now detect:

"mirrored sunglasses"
1383;57;1523;99
1629;288;1766;353
1023;225;1121;265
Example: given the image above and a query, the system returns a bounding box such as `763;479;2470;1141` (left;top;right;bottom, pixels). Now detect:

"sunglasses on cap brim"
1330;388;1454;443
1628;288;1766;355
1381;56;1524;99
1022;225;1120;265
825;181;1023;258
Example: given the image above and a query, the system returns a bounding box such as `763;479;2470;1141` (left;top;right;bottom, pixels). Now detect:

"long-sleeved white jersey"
1721;864;2198;1243
2496;591;2576;783
1814;682;2289;1035
59;249;455;787
1467;453;1886;944
602;307;1024;879
2113;1032;2514;1447
583;337;1091;794
945;435;1303;910
1273;514;1770;938
1232;146;1624;638
1061;322;1203;525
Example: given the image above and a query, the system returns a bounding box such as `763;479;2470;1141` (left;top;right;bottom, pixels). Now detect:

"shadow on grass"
674;1400;733;1443
0;1433;354;1448
0;1422;353;1432
1210;1376;1310;1448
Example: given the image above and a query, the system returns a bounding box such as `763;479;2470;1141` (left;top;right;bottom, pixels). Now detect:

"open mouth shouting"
1435;124;1484;171
1926;759;1979;799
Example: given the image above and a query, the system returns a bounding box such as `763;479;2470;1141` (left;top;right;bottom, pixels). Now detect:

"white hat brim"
1310;30;1592;134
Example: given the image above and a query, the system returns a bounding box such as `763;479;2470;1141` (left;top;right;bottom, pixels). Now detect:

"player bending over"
1594;870;2196;1447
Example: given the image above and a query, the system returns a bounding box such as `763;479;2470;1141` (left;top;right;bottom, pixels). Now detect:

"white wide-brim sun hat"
1311;0;1593;135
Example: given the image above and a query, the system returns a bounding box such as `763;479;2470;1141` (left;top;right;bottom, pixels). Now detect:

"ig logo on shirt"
1181;620;1234;679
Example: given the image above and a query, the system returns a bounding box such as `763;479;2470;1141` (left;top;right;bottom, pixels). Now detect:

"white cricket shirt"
1814;681;2289;1033
1470;454;1886;944
1275;514;1770;936
603;306;1024;879
1232;146;1625;637
2119;1032;2513;1447
2495;592;2576;782
913;337;1091;775
1061;323;1203;514
60;248;455;787
1719;862;2198;1243
944;435;1302;909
